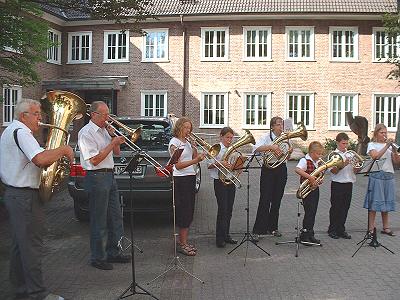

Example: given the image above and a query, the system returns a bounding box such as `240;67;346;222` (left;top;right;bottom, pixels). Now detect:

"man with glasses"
78;101;130;270
0;98;73;300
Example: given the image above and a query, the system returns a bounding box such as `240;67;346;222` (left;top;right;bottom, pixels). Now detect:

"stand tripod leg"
118;282;159;300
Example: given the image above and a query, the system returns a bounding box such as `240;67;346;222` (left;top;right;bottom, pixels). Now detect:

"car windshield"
116;120;171;151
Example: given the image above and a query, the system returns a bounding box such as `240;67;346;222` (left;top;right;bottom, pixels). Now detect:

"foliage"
324;138;357;151
0;0;153;88
382;13;400;80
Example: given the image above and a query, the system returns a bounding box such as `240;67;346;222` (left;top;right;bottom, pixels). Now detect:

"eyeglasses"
23;112;41;117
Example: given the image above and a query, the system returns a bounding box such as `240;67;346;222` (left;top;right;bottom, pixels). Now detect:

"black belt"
4;184;38;191
87;168;114;173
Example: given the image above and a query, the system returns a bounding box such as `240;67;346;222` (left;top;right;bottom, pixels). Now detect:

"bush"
324;138;357;151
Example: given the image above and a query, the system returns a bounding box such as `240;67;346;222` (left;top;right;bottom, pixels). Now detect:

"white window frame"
2;85;21;125
328;93;359;130
142;29;169;62
200;92;229;128
372;27;400;62
285;26;315;61
140;91;168;117
67;31;92;64
372;94;400;132
242;26;272;61
47;29;61;65
285;92;315;130
329;27;359;62
201;27;230;61
242;92;272;129
103;30;129;63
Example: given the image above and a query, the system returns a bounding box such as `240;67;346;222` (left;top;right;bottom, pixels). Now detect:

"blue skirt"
363;171;396;212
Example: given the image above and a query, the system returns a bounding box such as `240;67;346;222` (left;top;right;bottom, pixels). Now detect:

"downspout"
180;14;187;116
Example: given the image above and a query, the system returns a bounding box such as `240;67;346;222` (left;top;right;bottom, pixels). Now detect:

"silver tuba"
218;129;255;185
39;90;87;202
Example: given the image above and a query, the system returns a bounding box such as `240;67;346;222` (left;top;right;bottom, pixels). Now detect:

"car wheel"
73;198;89;221
195;163;201;193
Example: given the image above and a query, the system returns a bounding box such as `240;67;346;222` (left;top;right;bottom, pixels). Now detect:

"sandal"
177;243;196;256
187;244;197;252
381;228;396;236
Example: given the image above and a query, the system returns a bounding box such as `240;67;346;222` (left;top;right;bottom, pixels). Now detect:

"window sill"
66;61;93;64
141;59;170;63
103;60;130;64
329;60;360;63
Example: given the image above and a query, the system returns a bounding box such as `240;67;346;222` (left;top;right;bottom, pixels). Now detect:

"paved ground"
1;161;400;300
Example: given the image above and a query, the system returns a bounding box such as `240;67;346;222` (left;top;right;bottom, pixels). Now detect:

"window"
243;93;271;127
200;92;228;127
286;93;314;129
243;26;271;61
329;27;358;61
141;91;167;117
67;31;92;64
329;94;359;130
374;94;399;131
104;30;129;63
47;29;61;64
142;29;168;62
201;27;229;61
3;85;21;124
373;28;400;61
285;27;314;61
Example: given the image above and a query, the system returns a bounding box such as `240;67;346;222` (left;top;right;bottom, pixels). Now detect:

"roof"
43;0;398;21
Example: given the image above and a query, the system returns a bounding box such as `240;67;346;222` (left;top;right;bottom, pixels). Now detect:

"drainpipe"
180;14;187;116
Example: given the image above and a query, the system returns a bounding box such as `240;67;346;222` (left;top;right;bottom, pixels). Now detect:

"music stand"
118;153;159;300
228;152;271;264
352;158;394;257
147;147;204;285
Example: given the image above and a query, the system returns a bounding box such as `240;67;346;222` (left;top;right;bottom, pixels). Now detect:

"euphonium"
218;129;255;184
296;154;344;199
263;122;308;168
39;90;87;202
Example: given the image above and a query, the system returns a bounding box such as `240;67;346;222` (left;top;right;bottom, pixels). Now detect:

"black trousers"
252;164;287;234
328;181;353;235
302;188;319;236
214;179;236;244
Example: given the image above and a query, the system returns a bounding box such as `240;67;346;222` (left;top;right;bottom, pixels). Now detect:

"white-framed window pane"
68;32;92;63
374;95;399;131
202;28;229;60
105;31;128;61
331;27;357;60
374;29;400;60
330;94;357;128
47;29;61;63
246;94;255;124
142;92;167;117
201;93;228;127
288;94;313;127
3;86;21;124
143;30;168;61
244;27;271;60
244;93;270;126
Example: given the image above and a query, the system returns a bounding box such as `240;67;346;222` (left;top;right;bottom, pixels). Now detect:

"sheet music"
357;158;386;174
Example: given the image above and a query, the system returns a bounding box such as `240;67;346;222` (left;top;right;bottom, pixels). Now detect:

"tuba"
263;122;308;168
296;154;344;199
39;90;87;202
218;130;255;184
328;149;365;169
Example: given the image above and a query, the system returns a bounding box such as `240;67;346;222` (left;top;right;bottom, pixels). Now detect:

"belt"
4;184;38;191
87;168;114;173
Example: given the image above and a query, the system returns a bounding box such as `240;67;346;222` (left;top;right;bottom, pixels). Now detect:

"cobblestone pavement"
1;161;400;300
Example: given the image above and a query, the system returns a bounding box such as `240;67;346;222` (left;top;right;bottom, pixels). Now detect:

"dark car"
68;116;201;221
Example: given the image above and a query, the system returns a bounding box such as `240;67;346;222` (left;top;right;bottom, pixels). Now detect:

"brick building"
2;0;399;144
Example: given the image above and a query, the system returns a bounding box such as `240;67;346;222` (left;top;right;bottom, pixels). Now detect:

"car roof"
115;116;171;127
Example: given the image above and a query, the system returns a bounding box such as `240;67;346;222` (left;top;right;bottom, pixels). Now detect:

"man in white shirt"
0;98;73;300
78;101;129;270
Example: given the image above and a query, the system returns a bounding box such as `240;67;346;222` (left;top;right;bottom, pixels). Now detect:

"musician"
327;133;359;240
364;124;400;244
78;101;130;270
0;99;73;300
169;117;205;256
295;141;325;245
208;127;238;248
252;116;291;239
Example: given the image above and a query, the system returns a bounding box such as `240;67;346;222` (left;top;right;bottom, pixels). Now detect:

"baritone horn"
218;129;255;185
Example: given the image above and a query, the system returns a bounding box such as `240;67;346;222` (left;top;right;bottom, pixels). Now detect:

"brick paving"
1;161;400;300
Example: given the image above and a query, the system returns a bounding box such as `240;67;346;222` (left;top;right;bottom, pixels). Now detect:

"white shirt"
296;153;319;170
367;142;394;173
208;142;227;179
329;149;357;183
0;120;44;188
169;137;196;176
78;120;114;170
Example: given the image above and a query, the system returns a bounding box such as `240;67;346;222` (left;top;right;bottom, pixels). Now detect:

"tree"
383;13;400;80
0;0;152;88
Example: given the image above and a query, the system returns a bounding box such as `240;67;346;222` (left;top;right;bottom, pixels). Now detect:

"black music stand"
118;153;159;300
147;147;204;285
352;159;394;257
228;152;271;264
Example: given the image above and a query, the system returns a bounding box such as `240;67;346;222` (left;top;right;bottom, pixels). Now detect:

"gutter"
180;14;187;116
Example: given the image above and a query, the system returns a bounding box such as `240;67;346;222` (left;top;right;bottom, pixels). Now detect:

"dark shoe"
369;239;380;248
271;230;282;237
328;232;340;239
107;254;131;263
225;237;238;244
15;292;28;299
339;232;352;239
216;241;226;248
252;234;259;242
309;236;321;244
91;260;113;270
381;228;396;236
